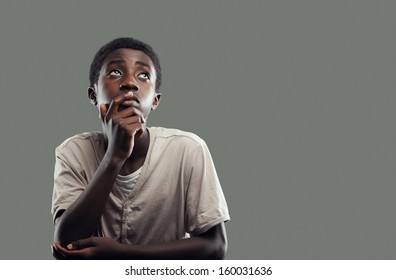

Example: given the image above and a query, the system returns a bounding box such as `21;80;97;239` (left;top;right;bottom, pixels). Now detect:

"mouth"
121;92;140;108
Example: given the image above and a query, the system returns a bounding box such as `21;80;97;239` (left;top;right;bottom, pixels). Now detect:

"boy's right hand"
99;92;145;162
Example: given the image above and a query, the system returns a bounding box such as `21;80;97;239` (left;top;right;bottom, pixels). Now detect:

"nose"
119;75;139;92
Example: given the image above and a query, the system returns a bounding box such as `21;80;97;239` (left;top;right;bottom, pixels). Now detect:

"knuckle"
112;116;121;124
133;126;143;134
114;96;122;104
125;107;135;115
118;120;127;127
129;107;140;115
115;95;126;104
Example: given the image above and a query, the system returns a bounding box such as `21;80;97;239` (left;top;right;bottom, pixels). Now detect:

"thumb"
67;237;95;250
99;103;108;119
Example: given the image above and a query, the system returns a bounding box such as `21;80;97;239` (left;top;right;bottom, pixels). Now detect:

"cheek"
97;84;117;104
97;89;116;104
97;95;110;105
141;94;157;109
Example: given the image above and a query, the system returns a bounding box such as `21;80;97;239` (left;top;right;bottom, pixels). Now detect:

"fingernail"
141;116;145;123
67;244;73;250
126;91;133;97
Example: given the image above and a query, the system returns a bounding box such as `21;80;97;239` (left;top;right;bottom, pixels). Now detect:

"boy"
51;37;229;259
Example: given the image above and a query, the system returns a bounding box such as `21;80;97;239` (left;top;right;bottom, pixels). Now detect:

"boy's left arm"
52;222;227;260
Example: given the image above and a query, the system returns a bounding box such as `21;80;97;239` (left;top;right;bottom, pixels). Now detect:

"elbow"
203;222;228;259
53;211;69;244
212;238;227;260
53;216;78;246
54;222;69;246
214;222;228;260
53;218;63;243
214;236;228;260
208;229;228;260
54;224;85;247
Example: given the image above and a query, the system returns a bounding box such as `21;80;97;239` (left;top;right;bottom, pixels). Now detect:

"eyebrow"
107;59;151;70
107;59;125;66
135;61;151;68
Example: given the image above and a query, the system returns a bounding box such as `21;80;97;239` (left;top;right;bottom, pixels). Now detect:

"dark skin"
52;48;227;259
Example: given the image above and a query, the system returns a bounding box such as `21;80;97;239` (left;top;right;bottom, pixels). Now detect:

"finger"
116;107;145;123
107;92;133;118
68;237;95;250
99;103;108;119
118;115;142;127
137;128;144;139
52;243;67;260
126;123;145;139
53;242;90;260
51;244;65;260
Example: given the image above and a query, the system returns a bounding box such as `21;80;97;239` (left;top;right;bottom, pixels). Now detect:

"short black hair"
89;37;162;92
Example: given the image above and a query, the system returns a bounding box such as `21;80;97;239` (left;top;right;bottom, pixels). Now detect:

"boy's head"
89;37;161;92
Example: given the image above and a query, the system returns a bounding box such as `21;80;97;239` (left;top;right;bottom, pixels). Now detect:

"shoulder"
55;131;104;160
148;127;206;149
146;127;215;173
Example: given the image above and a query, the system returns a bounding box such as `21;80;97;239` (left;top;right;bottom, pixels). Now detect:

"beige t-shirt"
51;127;229;245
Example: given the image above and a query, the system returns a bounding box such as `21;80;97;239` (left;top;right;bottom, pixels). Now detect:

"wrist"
118;243;141;260
103;151;127;169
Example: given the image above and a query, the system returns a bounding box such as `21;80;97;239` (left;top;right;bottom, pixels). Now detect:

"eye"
138;72;150;80
108;69;122;77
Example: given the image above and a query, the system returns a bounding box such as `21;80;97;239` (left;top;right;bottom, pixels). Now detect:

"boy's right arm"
54;93;145;247
54;153;124;247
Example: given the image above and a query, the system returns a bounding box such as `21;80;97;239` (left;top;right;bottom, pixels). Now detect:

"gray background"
0;0;395;259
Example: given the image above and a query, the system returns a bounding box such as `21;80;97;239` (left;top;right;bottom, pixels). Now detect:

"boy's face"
89;48;161;121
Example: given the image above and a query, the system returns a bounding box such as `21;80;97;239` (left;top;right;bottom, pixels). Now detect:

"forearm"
54;153;124;246
122;238;223;260
119;224;227;260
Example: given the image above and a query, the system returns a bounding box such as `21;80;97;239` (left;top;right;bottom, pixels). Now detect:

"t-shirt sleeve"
51;149;88;222
185;140;230;235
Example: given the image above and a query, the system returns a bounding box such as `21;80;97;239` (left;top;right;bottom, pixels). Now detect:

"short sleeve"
185;140;230;235
51;150;88;222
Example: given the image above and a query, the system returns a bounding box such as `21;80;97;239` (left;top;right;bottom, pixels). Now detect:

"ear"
151;92;162;111
87;87;97;106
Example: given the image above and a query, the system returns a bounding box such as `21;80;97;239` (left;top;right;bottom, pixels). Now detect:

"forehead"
101;48;155;72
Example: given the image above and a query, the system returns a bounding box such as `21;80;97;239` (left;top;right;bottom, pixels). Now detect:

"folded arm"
54;153;124;247
52;222;227;260
54;94;145;247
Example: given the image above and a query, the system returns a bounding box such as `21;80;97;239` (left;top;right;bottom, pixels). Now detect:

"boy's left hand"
51;237;124;260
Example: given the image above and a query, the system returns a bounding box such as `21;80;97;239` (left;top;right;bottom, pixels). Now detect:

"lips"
121;92;140;107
